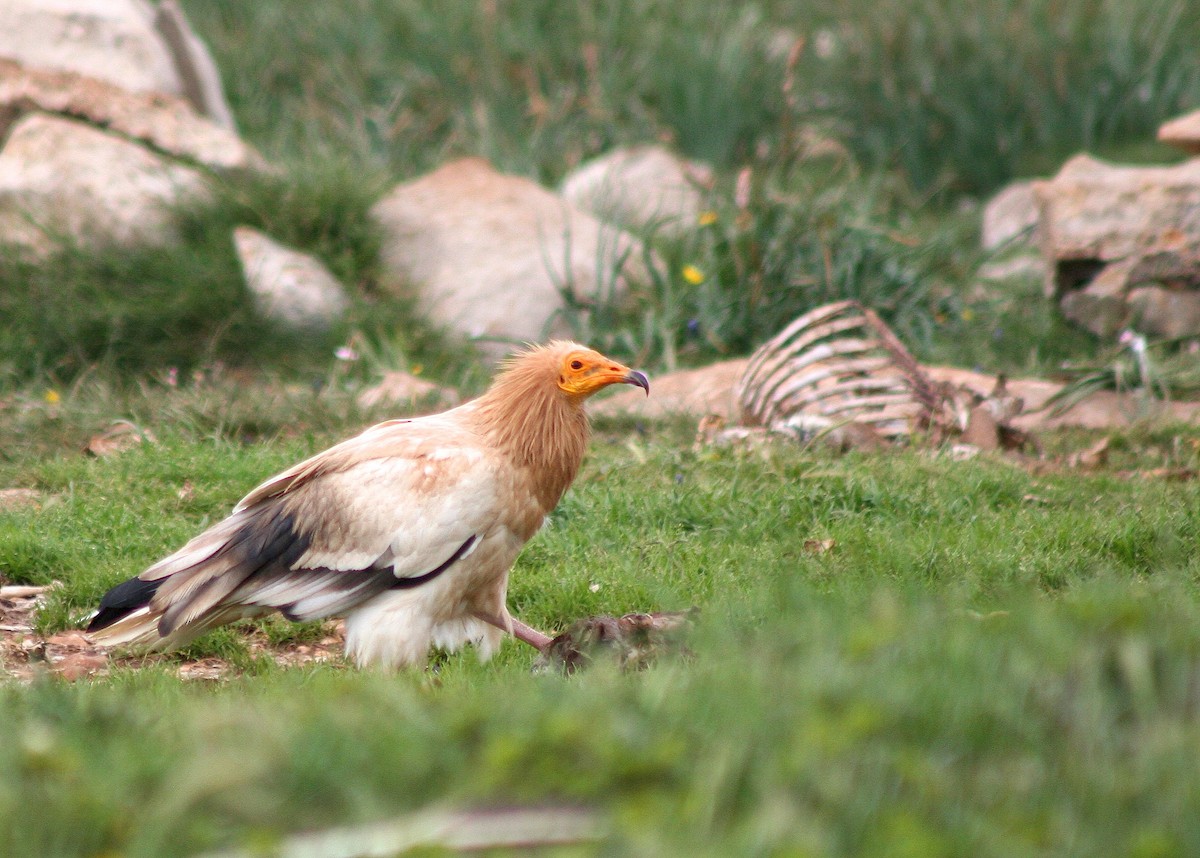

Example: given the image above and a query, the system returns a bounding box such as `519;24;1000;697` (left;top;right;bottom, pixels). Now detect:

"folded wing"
88;416;504;648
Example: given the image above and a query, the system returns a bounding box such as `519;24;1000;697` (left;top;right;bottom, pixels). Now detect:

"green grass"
182;0;1200;192
5;408;1200;854
788;0;1198;192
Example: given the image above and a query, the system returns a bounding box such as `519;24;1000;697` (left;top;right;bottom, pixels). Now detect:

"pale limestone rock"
560;145;713;236
1158;109;1200;155
233;227;349;331
977;255;1045;283
0;112;207;253
152;0;237;130
596;360;1200;430
1034;154;1200;297
1126;286;1200;340
0;0;181;96
371;157;655;355
591;359;749;421
0;59;263;173
981;180;1039;250
1033;153;1200;337
356;371;459;411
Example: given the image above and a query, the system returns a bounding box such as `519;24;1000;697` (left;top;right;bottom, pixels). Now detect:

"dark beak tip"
627;370;650;396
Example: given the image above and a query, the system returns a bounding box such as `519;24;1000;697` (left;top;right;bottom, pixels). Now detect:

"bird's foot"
473;610;553;651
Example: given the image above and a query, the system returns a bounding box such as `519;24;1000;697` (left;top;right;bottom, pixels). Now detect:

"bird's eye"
570;360;583;370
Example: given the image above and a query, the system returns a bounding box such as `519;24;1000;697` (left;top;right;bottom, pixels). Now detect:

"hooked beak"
623;369;650;396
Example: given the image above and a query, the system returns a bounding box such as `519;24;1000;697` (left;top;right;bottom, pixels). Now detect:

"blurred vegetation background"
2;0;1197;386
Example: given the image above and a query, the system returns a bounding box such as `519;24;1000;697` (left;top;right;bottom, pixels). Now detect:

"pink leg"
473;610;553;651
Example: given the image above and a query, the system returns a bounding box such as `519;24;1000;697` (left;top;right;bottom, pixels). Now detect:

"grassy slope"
4;414;1200;855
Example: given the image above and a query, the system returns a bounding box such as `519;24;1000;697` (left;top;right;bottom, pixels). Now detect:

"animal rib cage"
735;300;940;437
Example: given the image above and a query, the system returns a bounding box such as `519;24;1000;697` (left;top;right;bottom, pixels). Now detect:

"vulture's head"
487;341;649;416
552;344;650;401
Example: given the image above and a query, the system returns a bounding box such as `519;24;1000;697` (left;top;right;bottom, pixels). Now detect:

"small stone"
356;371;458;410
233;227;350;331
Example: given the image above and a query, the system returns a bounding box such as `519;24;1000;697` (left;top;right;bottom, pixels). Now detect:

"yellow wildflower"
44;389;60;404
698;211;718;226
681;264;705;285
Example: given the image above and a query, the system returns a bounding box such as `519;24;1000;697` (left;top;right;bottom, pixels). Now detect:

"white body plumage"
86;343;649;668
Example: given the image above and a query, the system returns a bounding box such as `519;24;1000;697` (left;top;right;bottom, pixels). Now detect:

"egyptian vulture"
86;341;649;667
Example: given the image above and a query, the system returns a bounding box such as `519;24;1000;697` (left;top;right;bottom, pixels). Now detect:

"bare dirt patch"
0;582;348;683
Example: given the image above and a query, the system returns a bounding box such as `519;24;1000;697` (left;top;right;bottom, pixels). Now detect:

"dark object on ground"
535;610;696;674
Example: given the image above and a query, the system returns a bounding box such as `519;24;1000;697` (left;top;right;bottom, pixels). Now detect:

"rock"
0;0;182;96
53;651;108;681
233;227;350;331
596;358;1200;431
560;145;713;236
0;489;40;511
591;359;749;421
981;180;1039;250
357;371;459;411
1158;109;1200;155
1033;153;1200;337
976;183;1045;291
1058;257;1135;337
84;421;156;457
152;0;237;130
1126;285;1200;340
0;59;264;173
1034;154;1200;299
371;158;655;354
977;254;1045;283
0;112;208;253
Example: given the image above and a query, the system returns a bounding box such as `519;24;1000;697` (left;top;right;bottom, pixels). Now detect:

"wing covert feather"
237;413;506;582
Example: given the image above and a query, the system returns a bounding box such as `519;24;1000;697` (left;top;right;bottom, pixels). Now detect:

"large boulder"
1158;109;1200;156
0;56;263;255
0;59;262;173
0;112;207;253
151;0;237;130
233;227;349;331
0;0;182;96
560;145;713;237
371;157;655;353
1033;154;1200;337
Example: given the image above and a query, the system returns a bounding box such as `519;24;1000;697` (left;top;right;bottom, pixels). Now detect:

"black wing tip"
86;576;163;632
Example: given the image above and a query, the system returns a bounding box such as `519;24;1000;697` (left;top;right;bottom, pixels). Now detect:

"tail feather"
86;576;163;633
85;606;163;648
86;602;268;651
